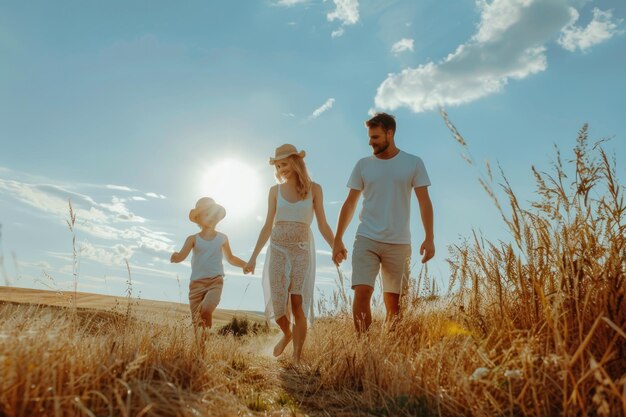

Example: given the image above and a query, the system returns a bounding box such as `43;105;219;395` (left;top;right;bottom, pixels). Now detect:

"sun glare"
201;158;262;220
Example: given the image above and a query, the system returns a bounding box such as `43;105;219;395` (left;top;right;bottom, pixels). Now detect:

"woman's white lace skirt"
262;222;316;324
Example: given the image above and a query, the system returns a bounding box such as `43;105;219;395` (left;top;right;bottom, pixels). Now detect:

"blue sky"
1;0;624;312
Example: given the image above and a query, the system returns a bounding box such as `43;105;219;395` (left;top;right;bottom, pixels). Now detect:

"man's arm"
332;189;362;265
414;186;434;263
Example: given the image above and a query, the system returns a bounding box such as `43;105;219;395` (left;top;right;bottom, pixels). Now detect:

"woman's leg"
290;294;307;363
268;236;292;356
273;315;292;357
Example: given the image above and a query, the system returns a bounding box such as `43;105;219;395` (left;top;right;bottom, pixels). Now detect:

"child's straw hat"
269;144;306;165
189;197;226;224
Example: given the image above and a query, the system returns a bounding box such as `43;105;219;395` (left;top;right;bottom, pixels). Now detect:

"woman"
245;144;334;363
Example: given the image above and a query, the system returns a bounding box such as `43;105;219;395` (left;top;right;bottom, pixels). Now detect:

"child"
171;197;246;328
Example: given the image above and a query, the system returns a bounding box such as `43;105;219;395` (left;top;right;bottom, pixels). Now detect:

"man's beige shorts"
188;276;224;323
351;235;411;295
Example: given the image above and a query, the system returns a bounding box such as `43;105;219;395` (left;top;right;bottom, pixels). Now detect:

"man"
332;112;435;332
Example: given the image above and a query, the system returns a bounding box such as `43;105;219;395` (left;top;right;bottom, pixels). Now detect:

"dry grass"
0;301;298;417
1;116;624;416
0;286;264;327
291;117;626;416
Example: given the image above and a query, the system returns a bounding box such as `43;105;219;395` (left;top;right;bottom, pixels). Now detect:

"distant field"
0;286;264;326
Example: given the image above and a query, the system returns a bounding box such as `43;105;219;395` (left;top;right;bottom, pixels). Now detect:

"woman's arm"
244;186;277;274
312;183;335;248
222;237;247;268
170;235;195;263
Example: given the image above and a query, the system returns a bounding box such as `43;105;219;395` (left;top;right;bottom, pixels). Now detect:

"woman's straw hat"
189;197;226;224
269;144;306;165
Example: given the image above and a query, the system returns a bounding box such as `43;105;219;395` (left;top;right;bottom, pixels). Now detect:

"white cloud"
327;0;359;37
48;242;134;267
331;28;345;38
327;0;359;26
391;38;414;54
558;7;623;52
0;179;108;224
0;179;150;224
0;177;173;266
126;264;179;279
136;236;174;257
79;241;135;266
373;0;573;113
17;260;53;270
269;0;358;37
145;192;167;199
106;184;136;192
273;0;307;6
309;98;335;119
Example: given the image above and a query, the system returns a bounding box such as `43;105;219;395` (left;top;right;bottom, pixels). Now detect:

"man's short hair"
365;112;396;134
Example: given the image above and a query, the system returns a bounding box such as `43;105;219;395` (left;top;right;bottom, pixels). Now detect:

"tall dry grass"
295;116;625;416
0;302;267;417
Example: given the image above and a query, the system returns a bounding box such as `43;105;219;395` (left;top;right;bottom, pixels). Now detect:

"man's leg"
383;292;401;324
380;243;411;328
353;285;374;332
351;236;382;332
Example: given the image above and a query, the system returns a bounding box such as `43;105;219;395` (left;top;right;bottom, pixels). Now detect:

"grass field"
1;121;625;416
0;286;264;326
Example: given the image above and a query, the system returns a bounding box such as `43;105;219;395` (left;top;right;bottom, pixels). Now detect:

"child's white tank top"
275;184;314;225
190;232;225;280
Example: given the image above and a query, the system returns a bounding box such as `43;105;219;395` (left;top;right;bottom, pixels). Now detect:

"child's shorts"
188;276;224;321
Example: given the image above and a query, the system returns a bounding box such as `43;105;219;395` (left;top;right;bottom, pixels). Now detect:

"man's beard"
372;140;390;155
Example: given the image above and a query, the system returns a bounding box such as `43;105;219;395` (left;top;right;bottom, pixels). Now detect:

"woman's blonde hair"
275;155;312;200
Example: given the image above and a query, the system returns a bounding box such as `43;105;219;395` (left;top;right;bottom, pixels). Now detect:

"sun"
200;158;262;220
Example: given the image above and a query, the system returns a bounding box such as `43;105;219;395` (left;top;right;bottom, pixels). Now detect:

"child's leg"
188;281;205;328
198;277;224;328
200;303;216;328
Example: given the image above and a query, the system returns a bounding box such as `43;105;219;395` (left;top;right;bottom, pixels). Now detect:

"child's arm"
170;235;195;263
222;237;247;268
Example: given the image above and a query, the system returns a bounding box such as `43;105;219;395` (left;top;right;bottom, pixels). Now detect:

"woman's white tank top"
275;184;314;225
190;232;225;280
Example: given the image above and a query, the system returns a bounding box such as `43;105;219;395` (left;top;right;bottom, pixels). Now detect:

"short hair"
365;112;396;134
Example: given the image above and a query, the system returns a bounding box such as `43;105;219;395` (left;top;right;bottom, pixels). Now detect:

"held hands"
243;258;256;275
332;239;347;266
420;239;435;263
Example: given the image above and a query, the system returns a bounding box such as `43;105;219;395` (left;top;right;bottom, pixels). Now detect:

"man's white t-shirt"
347;150;430;245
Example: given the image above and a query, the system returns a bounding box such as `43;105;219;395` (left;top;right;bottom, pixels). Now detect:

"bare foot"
273;332;292;357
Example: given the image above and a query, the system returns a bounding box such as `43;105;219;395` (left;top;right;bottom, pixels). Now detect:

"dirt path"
232;332;363;417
